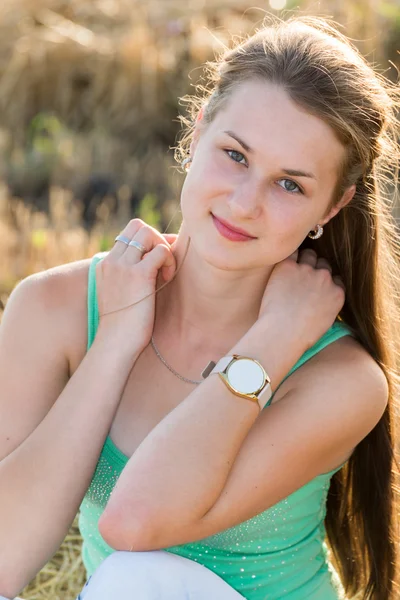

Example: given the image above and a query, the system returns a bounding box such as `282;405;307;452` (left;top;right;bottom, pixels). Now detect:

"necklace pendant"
201;360;217;379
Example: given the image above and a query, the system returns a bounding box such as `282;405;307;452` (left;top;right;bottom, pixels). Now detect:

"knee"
79;551;162;599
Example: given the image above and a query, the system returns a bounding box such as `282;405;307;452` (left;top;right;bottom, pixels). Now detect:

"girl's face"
179;79;354;271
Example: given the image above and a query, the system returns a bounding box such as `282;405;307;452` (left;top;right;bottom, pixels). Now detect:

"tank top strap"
265;319;357;407
87;252;109;351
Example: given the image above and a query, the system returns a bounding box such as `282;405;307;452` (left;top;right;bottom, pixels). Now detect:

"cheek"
196;154;229;195
180;160;226;216
179;177;203;222
266;199;300;230
266;204;314;250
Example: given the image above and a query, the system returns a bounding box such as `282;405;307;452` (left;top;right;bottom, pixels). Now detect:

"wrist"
228;316;305;394
92;327;143;370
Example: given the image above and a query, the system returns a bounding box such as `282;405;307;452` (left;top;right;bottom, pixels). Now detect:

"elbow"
0;577;25;600
0;559;35;599
98;505;156;552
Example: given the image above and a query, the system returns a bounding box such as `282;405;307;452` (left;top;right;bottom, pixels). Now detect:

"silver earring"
308;224;323;239
181;156;192;172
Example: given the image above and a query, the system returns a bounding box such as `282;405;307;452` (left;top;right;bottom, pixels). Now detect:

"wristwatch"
202;354;272;411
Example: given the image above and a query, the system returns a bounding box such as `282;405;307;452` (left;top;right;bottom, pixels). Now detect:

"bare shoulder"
290;333;387;394
24;256;92;295
7;257;92;318
275;332;389;433
8;257;94;371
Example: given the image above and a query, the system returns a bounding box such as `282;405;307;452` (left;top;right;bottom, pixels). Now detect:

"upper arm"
0;262;89;461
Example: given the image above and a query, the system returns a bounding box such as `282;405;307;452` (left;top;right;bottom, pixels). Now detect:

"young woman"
0;15;399;600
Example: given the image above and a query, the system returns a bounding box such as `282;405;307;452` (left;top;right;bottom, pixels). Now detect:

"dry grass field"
20;516;86;600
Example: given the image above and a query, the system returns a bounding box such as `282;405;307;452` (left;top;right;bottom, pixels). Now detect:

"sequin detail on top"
78;252;355;600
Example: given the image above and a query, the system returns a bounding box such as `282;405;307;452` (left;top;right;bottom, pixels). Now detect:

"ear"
321;184;356;225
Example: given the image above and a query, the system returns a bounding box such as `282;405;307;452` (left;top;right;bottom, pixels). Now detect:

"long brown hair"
174;15;400;600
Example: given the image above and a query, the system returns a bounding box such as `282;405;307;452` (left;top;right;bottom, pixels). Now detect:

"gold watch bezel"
217;355;270;402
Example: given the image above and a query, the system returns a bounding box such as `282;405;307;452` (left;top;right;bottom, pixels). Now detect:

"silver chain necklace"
151;335;216;385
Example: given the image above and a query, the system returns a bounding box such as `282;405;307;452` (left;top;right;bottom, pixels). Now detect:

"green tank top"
79;252;354;600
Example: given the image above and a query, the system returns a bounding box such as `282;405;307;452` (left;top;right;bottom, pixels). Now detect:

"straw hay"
20;514;86;600
0;0;254;143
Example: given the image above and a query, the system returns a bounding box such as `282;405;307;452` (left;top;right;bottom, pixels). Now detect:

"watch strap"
209;356;233;375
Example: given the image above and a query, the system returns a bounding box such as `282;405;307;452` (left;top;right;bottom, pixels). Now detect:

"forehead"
209;80;346;177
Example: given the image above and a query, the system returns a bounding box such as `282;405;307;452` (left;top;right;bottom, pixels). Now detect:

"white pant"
76;550;246;599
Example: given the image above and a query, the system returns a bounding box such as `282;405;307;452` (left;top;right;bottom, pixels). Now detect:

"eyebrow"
223;130;317;180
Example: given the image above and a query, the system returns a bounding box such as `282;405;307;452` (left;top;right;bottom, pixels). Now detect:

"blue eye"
225;149;304;195
225;149;248;166
277;179;304;195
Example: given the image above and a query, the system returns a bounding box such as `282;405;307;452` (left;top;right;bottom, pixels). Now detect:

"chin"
193;234;254;271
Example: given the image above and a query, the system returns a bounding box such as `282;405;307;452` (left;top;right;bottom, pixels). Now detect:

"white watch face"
227;358;265;394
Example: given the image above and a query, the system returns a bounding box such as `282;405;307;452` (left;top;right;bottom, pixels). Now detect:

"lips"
211;214;257;239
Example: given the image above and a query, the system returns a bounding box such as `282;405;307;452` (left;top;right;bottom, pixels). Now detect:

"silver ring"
114;234;131;245
128;240;147;255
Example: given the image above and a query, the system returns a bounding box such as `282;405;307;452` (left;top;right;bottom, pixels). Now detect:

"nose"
227;180;263;220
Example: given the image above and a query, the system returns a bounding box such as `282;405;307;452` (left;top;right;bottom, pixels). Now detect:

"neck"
154;230;274;357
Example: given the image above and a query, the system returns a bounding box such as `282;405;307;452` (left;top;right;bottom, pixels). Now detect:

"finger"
315;257;332;274
332;275;346;291
298;248;318;267
287;248;299;262
109;219;145;259
121;224;171;266
139;242;176;281
162;233;178;245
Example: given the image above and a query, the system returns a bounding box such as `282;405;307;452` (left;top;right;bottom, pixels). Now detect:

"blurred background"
0;0;398;598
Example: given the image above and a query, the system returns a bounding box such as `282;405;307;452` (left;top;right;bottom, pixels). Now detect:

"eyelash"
224;149;305;195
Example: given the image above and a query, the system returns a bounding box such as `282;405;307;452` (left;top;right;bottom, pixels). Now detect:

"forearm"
0;333;139;598
101;317;304;546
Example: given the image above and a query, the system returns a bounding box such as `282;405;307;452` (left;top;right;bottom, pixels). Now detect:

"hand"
95;219;177;356
258;248;345;351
